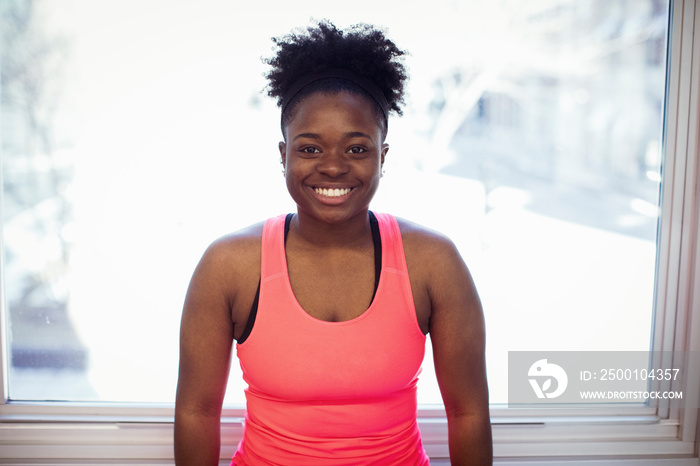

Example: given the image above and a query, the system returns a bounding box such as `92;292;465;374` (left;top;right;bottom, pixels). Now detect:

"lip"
306;184;356;205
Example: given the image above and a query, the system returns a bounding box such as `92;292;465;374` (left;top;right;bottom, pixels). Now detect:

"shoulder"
191;221;265;292
394;216;463;267
391;215;480;335
204;221;265;265
394;215;470;290
394;216;476;305
184;221;266;335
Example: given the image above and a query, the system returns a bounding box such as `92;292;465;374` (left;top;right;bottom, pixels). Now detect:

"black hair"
264;20;408;139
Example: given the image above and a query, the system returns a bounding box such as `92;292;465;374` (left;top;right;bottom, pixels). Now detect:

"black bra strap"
284;212;293;242
238;212;381;344
239;281;260;343
368;211;381;300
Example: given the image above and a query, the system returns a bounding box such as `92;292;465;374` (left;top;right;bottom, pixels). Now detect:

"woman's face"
279;91;388;225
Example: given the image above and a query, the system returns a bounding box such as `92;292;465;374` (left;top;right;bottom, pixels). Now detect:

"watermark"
579;390;682;400
508;351;694;409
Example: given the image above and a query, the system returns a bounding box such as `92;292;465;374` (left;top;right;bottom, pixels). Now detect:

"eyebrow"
292;131;374;142
292;132;321;141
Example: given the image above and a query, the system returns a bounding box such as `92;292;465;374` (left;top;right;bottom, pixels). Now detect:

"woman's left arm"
427;236;492;465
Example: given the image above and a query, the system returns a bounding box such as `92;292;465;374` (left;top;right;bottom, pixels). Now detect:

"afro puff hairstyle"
264;20;408;138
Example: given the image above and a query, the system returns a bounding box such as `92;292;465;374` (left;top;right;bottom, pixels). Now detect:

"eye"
348;146;367;155
299;146;321;154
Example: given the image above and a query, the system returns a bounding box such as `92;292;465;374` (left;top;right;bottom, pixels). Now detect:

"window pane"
1;0;668;404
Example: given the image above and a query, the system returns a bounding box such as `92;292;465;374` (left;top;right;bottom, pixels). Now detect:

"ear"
381;143;389;167
278;141;287;168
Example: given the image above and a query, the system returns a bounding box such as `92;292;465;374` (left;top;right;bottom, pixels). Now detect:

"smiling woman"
280;92;388;225
174;20;491;465
3;0;699;465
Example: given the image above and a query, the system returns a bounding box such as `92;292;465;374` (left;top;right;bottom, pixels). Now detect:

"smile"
313;187;353;197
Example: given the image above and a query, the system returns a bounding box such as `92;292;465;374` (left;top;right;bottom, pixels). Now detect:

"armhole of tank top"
237;214;294;345
237;212;382;344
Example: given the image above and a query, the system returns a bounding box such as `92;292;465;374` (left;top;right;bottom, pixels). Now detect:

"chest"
238;262;426;401
284;244;431;333
286;247;376;322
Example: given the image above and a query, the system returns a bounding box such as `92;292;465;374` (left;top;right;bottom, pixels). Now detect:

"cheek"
362;164;383;192
367;159;384;177
283;162;308;195
284;167;296;190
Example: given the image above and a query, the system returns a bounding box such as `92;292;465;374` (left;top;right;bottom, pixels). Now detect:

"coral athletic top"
231;212;429;466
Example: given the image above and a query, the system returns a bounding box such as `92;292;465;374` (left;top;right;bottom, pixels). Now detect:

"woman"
174;20;492;465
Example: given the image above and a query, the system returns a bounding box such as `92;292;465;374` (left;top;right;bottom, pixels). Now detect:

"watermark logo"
509;351;692;408
528;358;568;399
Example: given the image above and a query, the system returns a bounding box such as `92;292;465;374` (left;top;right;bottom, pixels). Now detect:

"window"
2;0;699;463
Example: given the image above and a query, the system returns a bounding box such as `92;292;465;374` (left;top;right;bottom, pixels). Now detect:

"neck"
291;209;372;248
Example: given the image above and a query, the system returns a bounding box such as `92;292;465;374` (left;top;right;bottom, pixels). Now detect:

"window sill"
0;407;696;463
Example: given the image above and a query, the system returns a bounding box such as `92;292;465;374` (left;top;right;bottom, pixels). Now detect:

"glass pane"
1;0;668;404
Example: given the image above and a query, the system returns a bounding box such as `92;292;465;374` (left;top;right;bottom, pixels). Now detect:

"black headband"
281;68;389;122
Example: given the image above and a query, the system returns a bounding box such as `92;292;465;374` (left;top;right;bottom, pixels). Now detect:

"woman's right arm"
174;240;237;466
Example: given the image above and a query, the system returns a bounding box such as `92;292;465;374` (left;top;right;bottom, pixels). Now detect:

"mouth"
312;187;354;198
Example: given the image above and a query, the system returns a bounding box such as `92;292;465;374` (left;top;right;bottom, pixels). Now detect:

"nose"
317;149;349;177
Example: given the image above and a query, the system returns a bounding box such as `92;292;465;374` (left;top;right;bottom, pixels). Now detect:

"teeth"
314;187;352;197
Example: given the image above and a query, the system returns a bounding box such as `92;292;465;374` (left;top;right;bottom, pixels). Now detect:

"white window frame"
0;0;699;464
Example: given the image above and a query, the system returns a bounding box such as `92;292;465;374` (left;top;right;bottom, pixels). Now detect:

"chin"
299;205;370;224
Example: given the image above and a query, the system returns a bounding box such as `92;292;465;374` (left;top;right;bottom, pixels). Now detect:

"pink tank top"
231;213;429;466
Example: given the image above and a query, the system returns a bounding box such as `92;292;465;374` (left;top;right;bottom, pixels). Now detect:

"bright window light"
1;0;668;407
